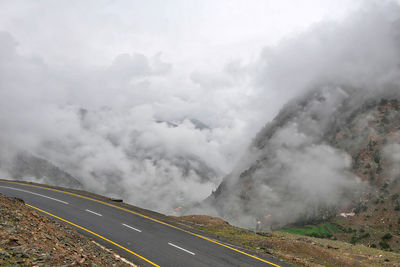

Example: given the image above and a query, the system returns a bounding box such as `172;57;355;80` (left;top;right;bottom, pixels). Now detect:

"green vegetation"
373;152;380;163
278;223;342;238
376;164;382;173
349;229;370;244
360;232;370;239
369;171;375;181
379;241;390;250
394;201;400;211
354;203;368;214
350;234;357;244
382;233;392;240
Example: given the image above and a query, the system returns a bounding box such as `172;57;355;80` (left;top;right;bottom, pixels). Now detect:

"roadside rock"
0;193;135;266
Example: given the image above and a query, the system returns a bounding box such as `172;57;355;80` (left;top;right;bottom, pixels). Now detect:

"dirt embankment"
0;193;134;266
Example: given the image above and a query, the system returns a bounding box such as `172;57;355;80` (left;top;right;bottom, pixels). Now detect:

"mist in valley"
0;0;400;229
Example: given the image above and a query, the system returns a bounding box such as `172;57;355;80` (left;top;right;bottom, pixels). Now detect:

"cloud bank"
194;1;400;228
0;30;254;213
0;1;399;220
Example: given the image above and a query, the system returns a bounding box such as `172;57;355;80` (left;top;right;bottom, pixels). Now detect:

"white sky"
0;0;360;69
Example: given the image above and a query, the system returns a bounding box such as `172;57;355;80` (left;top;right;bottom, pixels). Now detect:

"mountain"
0;151;82;189
207;86;400;234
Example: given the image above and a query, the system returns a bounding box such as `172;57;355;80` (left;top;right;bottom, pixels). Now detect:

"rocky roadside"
175;215;400;267
0;193;136;267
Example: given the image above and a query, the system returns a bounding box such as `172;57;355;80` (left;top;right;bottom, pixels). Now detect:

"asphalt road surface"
0;180;291;267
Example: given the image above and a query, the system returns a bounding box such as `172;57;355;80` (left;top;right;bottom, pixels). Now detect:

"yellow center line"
3;180;280;267
26;204;160;267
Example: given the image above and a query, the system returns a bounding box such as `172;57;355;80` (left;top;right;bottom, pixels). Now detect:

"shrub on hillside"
382;233;392;240
379;241;390;250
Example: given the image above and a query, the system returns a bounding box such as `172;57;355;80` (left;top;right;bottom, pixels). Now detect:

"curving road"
0;180;290;267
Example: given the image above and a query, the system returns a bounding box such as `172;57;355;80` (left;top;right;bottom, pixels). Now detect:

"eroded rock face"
208;87;400;229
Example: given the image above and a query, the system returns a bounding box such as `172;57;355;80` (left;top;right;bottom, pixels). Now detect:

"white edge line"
85;209;102;216
168;242;195;255
0;185;69;204
122;223;142;232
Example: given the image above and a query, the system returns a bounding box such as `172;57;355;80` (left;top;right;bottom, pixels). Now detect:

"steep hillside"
207;87;400;250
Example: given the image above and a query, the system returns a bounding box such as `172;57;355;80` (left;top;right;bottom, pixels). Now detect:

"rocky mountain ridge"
208;86;400;232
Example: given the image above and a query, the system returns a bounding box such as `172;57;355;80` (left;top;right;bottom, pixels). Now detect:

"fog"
384;134;400;181
195;1;400;228
0;0;399;221
0;41;241;210
204;87;366;228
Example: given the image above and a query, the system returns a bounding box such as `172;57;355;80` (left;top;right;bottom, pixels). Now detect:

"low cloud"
383;133;400;181
0;1;399;222
195;1;400;228
0;30;251;213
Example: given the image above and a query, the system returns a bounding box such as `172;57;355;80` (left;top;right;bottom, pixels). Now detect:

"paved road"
0;180;290;267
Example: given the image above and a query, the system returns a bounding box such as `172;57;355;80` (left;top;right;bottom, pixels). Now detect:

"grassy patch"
326;223;343;233
278;223;342;238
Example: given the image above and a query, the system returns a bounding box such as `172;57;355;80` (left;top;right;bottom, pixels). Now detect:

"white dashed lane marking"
122;223;142;232
85;209;102;216
168;242;195;255
0;185;69;204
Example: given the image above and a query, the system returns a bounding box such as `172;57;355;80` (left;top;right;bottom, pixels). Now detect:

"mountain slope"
207;86;400;234
0;151;82;189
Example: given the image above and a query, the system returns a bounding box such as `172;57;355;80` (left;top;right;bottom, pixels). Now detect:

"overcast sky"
0;0;360;68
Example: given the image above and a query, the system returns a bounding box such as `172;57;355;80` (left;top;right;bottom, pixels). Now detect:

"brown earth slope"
0;193;134;267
